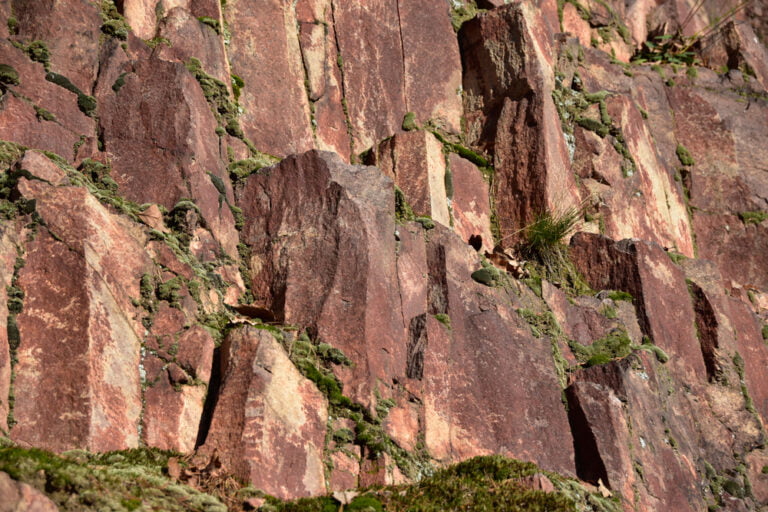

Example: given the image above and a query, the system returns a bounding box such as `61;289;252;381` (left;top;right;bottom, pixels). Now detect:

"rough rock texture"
199;326;328;499
0;471;58;512
1;0;768;509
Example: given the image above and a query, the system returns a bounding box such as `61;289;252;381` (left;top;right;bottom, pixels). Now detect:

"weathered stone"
199;326;328;498
448;153;494;254
98;55;239;258
156;7;231;88
331;0;406;153
420;226;575;475
566;354;706;510
225;0;314;157
460;4;580;243
398;0;462;133
374;131;450;226
296;0;350;160
239;150;405;408
329;449;360;492
0;471;58;512
570;233;707;382
11;180;151;451
11;0;102;93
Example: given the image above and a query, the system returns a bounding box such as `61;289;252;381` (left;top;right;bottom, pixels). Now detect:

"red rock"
572;234;707;380
331;0;406;153
156;7;231;89
329;450;360;492
224;0;314;157
561;3;591;47
239;150;405;408
448;153;494;253
0;228;20;435
11;0;102;93
0;471;58;512
9;174;153;452
420;226;575;475
199;326;328;498
296;0;351;160
566;354;705;510
398;0;462;133
460;4;579;244
373;131;450;226
97;55;239;258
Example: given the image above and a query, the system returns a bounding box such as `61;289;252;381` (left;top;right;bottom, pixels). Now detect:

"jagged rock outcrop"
1;0;768;510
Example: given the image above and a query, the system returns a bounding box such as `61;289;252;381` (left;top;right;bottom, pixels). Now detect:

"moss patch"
738;211;768;225
0;445;226;511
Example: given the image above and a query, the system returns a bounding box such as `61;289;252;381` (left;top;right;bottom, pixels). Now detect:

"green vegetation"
266;455;619;511
607;290;633;302
11;40;50;69
676;144;695;166
738;211;768;225
0;445;226;511
402;111;418;131
100;0;131;40
228;155;277;185
44;72;97;117
569;328;632;367
519;206;580;271
552;79;636;178
761;324;768;342
449;1;485;32
0;64;20;88
395;186;416;223
517;207;592;296
434;313;452;329
197;16;222;34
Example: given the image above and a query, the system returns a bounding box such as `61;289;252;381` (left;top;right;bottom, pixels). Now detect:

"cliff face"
1;0;768;509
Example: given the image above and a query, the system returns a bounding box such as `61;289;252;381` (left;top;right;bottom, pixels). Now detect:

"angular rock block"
199;326;328;499
374;130;450;226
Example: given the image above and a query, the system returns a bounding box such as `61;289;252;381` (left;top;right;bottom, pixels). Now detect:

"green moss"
676;144;695;166
7;16;18;35
0;64;20;87
667;251;686;265
33;105;56;122
100;1;130;40
402;111;418;131
569;328;633;367
600;304;618;319
761;324;768;342
636;343;669;363
415;216;435;230
230;74;244;101
434;313;451;329
607;290;633;302
197;16;221;34
157;276;183;308
738;211;768;225
395;186;415;223
0;445;226;511
450;2;484;32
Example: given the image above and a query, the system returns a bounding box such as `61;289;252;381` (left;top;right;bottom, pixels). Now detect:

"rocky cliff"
1;0;768;510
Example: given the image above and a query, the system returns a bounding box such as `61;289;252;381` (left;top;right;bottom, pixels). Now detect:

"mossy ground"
0;444;226;511
264;455;620;512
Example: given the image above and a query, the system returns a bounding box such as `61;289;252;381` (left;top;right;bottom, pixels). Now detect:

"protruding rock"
0;471;59;512
373;131;450;226
199;326;328;499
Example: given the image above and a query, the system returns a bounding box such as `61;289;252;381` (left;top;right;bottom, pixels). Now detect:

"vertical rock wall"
0;0;767;509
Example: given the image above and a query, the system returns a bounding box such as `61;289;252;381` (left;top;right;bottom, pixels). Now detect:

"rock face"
1;0;768;510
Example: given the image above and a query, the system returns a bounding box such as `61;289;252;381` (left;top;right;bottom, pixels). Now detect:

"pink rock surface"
200;326;328;498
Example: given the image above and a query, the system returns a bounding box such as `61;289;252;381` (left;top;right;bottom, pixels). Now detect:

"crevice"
329;0;355;159
426;242;448;315
565;383;611;487
293;2;318;145
687;280;720;381
394;0;409;114
5;250;25;434
406;314;426;380
195;344;223;448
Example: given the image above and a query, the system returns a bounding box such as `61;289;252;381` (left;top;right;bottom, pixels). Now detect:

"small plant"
402;111;418;131
519;206;581;273
676;144;695;166
739;211;768;225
